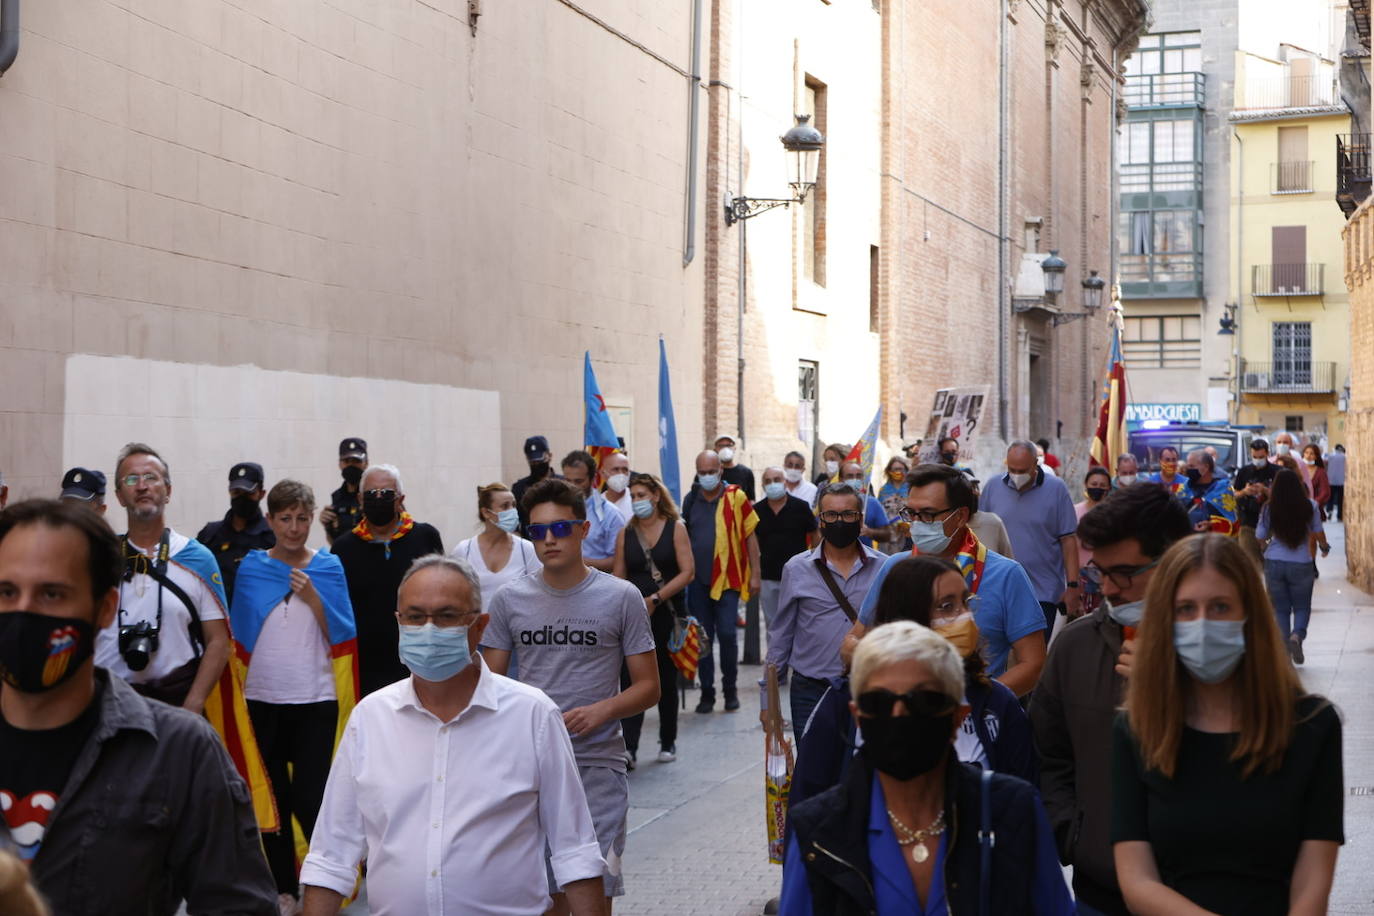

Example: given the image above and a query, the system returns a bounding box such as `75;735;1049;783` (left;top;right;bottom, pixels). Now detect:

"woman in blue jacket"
781;621;1072;915
790;556;1038;811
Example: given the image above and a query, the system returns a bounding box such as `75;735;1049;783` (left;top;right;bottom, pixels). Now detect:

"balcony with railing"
1250;263;1325;296
1234;75;1338;111
1352;0;1370;50
1120;252;1203;299
1271;160;1314;194
1239;360;1337;394
1123;72;1205;109
1337;133;1371;217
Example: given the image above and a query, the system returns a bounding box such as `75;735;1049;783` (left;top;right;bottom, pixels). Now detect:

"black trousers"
247;699;338;896
1328;485;1344;520
621;606;680;754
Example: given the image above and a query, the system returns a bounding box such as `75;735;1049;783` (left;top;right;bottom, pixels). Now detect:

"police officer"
320;437;368;543
511;435;558;536
59;466;108;514
196;461;275;602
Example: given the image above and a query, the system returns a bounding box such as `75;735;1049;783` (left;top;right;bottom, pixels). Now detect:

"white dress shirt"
300;658;605;915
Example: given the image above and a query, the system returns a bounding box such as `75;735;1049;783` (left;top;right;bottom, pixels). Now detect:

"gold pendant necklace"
887;806;946;864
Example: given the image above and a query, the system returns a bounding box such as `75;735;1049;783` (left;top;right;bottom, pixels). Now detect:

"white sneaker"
657;745;677;763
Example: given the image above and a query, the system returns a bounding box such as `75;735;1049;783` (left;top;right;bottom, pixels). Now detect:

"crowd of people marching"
0;429;1347;915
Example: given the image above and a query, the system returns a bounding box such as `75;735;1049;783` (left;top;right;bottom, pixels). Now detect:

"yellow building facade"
1229;50;1352;442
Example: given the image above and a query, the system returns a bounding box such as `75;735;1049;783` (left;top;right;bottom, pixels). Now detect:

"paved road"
338;520;1373;914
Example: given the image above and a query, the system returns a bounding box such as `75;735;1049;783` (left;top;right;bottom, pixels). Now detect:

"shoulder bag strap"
979;767;995;916
632;523;666;589
812;557;858;623
147;567;205;656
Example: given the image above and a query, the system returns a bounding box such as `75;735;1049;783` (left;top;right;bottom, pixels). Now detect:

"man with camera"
97;443;231;715
0;499;277;914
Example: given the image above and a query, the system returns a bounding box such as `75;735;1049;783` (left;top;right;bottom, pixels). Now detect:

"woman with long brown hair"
1256;468;1328;663
1112;534;1342;916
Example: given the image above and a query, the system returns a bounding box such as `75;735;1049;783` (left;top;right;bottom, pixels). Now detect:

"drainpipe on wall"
682;0;703;267
997;0;1011;441
0;0;19;76
1233;128;1244;426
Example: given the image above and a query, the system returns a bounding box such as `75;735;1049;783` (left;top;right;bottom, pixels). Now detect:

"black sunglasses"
363;488;397;501
856;688;957;719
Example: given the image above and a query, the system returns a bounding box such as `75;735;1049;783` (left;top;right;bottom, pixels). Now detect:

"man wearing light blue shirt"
852;464;1046;697
769;482;885;729
560;451;626;572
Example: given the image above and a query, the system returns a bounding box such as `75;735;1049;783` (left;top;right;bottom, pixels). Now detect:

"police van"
1126;422;1257;477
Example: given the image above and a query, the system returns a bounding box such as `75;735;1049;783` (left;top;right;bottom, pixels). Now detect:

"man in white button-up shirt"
300;555;606;916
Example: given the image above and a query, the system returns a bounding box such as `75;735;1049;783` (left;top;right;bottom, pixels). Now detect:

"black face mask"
341;465;364;488
230;494;262;521
529;460;551;478
1086;487;1109;502
940;452;958;466
820;519;862;549
362;495;397;528
1185;467;1203;486
0;611;96;693
858;710;954;780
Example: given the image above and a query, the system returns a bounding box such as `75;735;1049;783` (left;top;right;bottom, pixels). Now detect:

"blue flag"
658;337;682;503
584;352;621;484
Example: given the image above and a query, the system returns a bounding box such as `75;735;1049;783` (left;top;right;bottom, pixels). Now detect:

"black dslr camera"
118;620;160;671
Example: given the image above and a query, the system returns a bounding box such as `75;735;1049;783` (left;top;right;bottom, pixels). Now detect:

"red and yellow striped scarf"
352;511;416;542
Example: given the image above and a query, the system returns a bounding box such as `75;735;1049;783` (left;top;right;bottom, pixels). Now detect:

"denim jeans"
1265;558;1316;640
688;583;739;702
788;673;831;738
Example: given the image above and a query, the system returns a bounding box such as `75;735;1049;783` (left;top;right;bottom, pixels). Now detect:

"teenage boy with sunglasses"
331;463;443;696
1028;483;1191;916
480;477;659;915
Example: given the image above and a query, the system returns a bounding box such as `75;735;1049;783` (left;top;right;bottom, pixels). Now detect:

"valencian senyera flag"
584;352;621;486
231;548;359;864
171;539;279;832
1091;307;1129;470
844;406;883;489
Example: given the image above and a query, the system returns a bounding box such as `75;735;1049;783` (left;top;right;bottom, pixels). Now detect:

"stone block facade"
1342;197;1374;591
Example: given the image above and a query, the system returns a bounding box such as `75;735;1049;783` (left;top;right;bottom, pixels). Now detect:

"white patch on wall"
62;355;501;549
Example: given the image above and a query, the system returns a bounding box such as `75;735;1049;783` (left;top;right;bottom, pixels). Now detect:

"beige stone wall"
1341;196;1374;591
0;0;707;506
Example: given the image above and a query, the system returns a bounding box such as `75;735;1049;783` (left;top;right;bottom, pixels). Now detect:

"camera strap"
120;530;205;658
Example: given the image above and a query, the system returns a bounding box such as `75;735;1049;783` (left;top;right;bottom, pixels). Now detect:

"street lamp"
1041;250;1067;296
1081;270;1106;311
725;114;826;225
1218;301;1238;335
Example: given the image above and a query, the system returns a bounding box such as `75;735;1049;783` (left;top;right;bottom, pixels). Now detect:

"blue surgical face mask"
1106;597;1144;628
698;473;722;491
494;508;519;533
911;519;953;555
398;622;473;682
764;482;786;500
844;478;866;493
632;499;655;519
1173;617;1247;684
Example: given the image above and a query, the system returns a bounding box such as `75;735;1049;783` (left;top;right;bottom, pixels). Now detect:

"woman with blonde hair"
613;472;694;765
1112;533;1343;916
450;482;538;612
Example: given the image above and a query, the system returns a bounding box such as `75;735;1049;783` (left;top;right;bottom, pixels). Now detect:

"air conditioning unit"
1243;372;1269;389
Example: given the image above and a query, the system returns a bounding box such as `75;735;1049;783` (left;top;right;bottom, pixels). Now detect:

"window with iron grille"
1122;315;1203;368
1272;322;1312;387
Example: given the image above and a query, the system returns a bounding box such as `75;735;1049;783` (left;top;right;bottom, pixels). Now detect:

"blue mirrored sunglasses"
528;520;579;540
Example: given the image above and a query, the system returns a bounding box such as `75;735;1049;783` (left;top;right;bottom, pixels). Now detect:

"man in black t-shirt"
0;499;275;911
754;467;817;683
1232;438;1280;568
715;434;756;501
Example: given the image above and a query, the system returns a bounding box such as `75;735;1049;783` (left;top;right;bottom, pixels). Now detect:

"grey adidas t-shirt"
482;568;656;769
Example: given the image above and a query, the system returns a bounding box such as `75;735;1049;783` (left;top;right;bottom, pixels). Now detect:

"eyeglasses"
528;520;580;540
363;489;397;501
897;505;959;525
397;610;478;628
818;510;862;524
932;594;978;620
856;687;956;719
121;473;163;488
1082;556;1161;590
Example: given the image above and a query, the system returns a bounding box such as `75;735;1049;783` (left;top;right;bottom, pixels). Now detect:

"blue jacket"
786;756;1074;916
790;673;1038;813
